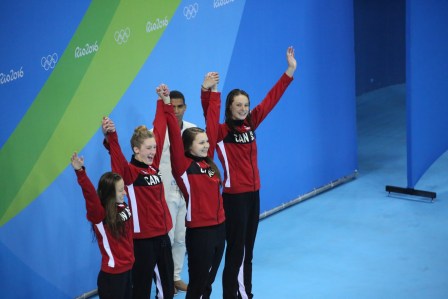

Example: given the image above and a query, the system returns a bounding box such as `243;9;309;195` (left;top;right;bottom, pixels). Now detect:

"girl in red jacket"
162;75;225;299
202;47;297;299
102;85;174;299
71;152;134;299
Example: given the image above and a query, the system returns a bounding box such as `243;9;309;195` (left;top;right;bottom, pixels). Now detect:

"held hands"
202;72;220;92
285;46;297;78
70;152;84;171
156;83;170;104
102;116;116;135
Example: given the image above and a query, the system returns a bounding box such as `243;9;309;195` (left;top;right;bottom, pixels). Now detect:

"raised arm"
165;104;190;179
202;74;221;157
250;47;297;129
201;72;220;119
71;152;105;224
152;100;167;168
160;85;190;179
101;117;134;185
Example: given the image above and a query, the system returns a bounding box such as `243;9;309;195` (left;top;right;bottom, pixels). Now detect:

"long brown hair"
182;127;221;182
224;89;253;132
97;172;127;238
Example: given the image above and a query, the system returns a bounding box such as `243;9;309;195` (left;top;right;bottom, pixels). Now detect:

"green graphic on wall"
0;0;181;225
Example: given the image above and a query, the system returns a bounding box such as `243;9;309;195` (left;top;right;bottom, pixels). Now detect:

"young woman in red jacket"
161;74;225;299
101;85;174;299
71;152;134;299
202;47;297;298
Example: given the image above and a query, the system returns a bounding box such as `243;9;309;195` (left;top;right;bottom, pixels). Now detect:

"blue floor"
251;84;448;299
95;84;448;298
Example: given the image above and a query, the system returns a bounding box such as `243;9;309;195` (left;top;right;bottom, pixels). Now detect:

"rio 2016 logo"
0;67;24;85
214;0;234;9
146;17;169;33
75;41;99;58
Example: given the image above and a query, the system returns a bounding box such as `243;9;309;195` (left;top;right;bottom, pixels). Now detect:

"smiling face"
189;132;209;157
229;94;250;120
134;137;157;165
114;178;126;203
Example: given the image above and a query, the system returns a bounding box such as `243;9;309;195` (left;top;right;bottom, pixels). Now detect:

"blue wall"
225;0;357;210
0;1;357;297
406;0;448;188
354;0;405;95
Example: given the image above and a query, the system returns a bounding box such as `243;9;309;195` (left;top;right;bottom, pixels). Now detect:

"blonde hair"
130;125;154;152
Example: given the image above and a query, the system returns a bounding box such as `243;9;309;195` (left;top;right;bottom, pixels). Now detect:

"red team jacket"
202;73;293;194
164;92;225;228
75;168;134;274
105;100;173;239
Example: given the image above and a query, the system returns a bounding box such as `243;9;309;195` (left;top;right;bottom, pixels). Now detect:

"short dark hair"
170;90;185;104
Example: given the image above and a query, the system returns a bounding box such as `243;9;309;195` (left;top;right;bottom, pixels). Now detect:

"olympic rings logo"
41;53;58;71
184;3;199;20
114;27;131;45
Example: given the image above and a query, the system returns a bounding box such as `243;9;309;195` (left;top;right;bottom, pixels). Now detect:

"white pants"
166;189;187;281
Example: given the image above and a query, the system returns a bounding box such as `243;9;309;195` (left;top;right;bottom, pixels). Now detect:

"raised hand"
70;152;84;171
102;116;116;135
285;46;297;78
202;72;220;92
156;83;170;104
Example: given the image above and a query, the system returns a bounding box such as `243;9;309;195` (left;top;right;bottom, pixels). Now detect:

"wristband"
117;204;132;222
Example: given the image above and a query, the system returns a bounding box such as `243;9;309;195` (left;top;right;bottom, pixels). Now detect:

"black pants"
186;222;226;299
97;270;132;299
132;234;174;299
222;191;260;299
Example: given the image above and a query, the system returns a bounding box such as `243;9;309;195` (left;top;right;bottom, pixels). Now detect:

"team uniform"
104;99;174;299
164;92;225;299
159;120;196;284
75;168;134;299
202;73;293;299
